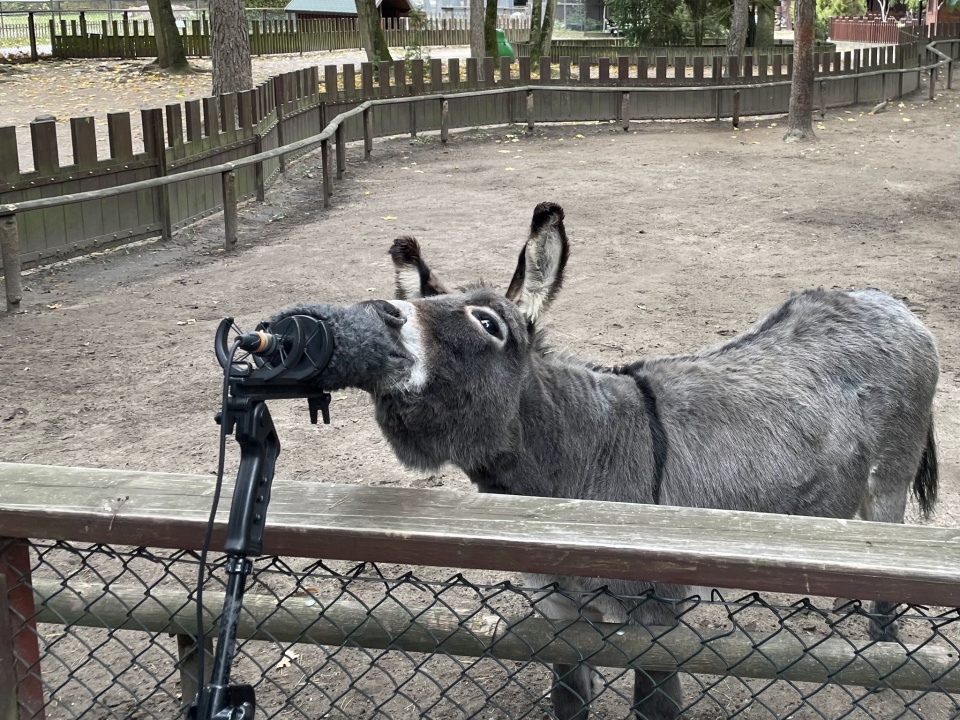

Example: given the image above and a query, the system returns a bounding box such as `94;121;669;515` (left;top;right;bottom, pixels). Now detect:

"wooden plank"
31;579;960;693
106;112;134;162
184;100;202;143
29;121;59;176
0;463;958;607
0;127;20;183
70;117;97;170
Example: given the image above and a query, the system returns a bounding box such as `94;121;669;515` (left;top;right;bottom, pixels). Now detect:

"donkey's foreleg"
633;669;681;720
551;663;601;720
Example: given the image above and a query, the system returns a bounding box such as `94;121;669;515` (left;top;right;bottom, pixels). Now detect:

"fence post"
176;633;213;710
0;210;22;313
819;80;826;118
27;13;38;62
732;89;740;128
363;106;373;159
142;108;172;242
253;133;265;201
440;99;449;144
620;92;630;132
335;124;346;180
928;66;936;100
320;138;332;208
526;89;534;131
221;170;238;251
0;540;45;720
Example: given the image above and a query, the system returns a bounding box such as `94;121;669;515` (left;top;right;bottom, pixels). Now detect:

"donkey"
273;202;939;720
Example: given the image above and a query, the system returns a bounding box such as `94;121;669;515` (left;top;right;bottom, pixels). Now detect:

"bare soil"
1;78;958;719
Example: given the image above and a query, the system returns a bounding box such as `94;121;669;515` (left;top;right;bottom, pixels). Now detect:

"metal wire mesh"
4;538;960;720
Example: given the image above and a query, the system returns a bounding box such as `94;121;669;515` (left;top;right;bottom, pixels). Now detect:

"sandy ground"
1;74;958;718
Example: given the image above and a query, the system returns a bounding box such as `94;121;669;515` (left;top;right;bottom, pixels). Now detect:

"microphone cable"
195;336;242;713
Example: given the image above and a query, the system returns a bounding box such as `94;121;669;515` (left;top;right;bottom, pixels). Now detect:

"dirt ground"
1;76;959;718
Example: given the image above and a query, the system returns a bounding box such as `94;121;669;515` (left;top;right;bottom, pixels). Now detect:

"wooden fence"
512;38;839;64
1;462;960;717
1;29;958;299
830;16;920;44
49;14;532;60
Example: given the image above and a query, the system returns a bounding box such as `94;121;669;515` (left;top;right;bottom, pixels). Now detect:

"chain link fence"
4;537;960;719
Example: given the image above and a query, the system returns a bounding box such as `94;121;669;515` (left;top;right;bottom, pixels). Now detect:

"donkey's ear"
389;236;453;300
505;202;570;324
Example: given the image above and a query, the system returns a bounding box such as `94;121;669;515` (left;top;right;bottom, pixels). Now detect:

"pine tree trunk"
210;0;252;95
529;0;542;62
484;0;499;59
146;0;188;71
356;0;392;63
784;0;816;141
726;0;749;60
469;0;485;66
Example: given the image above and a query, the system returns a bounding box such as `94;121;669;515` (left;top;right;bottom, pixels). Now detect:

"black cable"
195;337;241;713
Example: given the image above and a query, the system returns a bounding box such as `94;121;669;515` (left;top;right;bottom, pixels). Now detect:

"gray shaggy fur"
270;202;940;720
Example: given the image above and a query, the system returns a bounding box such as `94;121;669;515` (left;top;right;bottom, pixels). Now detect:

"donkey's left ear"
505;202;570;324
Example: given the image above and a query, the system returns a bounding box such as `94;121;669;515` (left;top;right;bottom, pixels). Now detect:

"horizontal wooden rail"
2;463;959;606
30;579;960;692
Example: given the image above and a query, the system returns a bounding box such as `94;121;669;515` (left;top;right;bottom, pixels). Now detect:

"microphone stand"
191;318;333;720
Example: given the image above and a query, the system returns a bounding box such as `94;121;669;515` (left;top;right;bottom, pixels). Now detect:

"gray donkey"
272;202;939;720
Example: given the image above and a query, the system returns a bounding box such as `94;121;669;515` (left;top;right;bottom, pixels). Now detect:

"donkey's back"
632;288;939;523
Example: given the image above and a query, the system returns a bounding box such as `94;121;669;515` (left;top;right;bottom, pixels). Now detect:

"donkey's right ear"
389;236;453;300
505;202;570;324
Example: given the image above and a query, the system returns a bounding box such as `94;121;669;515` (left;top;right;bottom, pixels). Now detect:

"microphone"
237;330;281;355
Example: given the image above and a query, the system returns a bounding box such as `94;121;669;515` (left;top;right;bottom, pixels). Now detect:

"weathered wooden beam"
0;211;22;313
1;464;959;606
30;580;960;693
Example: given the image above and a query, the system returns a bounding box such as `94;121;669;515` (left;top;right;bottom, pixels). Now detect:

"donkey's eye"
471;310;504;340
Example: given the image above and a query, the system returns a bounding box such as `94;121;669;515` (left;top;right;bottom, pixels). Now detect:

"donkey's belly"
522;573;685;625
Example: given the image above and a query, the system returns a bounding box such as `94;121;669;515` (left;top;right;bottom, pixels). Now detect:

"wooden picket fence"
50;14;532;60
829;16;920;44
2;26;958;284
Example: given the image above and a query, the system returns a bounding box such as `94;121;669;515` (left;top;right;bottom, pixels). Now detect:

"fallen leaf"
47;303;62;309
381;216;397;220
902;118;911;122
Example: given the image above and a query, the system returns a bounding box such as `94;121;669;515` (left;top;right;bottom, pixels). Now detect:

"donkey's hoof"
532;202;564;230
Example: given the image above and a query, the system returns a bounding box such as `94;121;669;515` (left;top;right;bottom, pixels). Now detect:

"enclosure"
1;37;959;719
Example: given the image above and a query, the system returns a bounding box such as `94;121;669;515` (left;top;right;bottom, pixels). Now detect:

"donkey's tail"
913;416;938;518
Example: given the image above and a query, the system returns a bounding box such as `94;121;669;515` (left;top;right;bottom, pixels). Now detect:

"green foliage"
606;0;687;45
815;0;866;23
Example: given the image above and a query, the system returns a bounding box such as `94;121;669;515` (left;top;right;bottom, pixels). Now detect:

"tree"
484;0;499;59
607;0;685;45
356;0;393;63
726;0;750;59
470;0;485;64
146;0;189;71
210;0;253;95
784;0;816;141
529;0;558;62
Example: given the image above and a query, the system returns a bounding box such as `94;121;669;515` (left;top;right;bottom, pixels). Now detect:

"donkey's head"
372;202;570;474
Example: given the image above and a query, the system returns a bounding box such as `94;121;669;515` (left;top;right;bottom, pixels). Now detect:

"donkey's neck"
464;360;662;504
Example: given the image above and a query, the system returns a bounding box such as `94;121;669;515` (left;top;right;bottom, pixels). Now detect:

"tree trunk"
469;0;485;67
210;0;252;95
536;0;557;61
726;0;749;60
529;0;543;61
146;0;188;71
484;0;499;59
756;3;775;47
356;0;392;63
783;0;816;141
